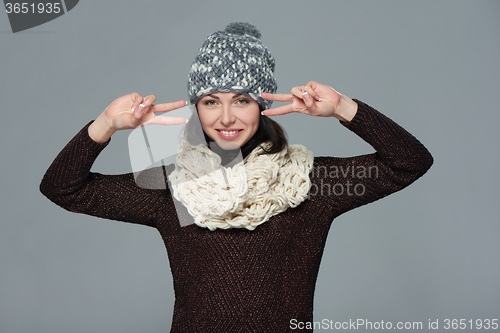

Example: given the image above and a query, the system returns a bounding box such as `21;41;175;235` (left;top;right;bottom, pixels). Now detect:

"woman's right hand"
107;93;188;130
89;93;188;143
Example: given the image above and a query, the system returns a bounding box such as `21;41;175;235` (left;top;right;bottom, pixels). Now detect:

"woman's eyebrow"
205;93;245;99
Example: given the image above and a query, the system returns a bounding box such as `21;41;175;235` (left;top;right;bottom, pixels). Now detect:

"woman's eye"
205;100;217;106
236;99;249;104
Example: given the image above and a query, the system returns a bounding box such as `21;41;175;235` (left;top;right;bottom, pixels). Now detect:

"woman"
40;22;433;332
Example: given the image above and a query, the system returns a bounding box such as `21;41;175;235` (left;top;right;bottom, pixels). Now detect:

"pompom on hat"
187;22;277;110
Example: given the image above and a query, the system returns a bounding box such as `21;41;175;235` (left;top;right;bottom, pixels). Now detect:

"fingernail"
261;111;265;116
185;118;189;123
315;96;322;101
303;93;311;101
185;100;189;106
138;104;145;113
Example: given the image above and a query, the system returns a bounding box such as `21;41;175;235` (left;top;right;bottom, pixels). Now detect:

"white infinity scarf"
168;141;313;231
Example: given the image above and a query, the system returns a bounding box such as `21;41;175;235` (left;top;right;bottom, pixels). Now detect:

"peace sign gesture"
261;81;357;122
89;93;188;143
106;93;188;130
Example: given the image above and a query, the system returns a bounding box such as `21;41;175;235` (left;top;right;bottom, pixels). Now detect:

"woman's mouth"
216;129;243;140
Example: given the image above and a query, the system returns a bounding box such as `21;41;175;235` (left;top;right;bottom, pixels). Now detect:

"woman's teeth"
221;130;239;135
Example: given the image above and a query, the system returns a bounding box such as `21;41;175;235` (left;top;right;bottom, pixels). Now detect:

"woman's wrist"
88;112;116;143
334;95;358;123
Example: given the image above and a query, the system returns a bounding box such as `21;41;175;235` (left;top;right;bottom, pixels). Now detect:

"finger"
143;116;188;126
132;97;147;122
142;94;157;107
261;103;295;116
291;86;306;100
299;85;319;109
301;89;315;109
261;92;293;102
130;93;144;113
151;100;188;113
139;95;157;116
303;82;321;101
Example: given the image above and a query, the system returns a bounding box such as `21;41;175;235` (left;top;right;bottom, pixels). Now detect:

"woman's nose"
220;105;236;125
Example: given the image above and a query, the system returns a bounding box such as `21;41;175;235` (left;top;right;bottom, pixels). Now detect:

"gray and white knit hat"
187;22;277;110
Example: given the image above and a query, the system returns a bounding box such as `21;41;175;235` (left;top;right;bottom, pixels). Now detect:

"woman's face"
197;92;260;148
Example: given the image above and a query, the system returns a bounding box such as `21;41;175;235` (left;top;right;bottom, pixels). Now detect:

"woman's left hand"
261;81;357;122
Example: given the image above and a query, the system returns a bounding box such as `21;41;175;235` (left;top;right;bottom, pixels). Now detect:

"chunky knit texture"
187;22;277;109
40;100;433;332
168;140;313;230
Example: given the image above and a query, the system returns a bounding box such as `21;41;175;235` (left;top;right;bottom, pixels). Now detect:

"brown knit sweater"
40;100;433;332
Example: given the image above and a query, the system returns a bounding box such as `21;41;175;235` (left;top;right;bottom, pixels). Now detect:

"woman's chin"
211;141;241;150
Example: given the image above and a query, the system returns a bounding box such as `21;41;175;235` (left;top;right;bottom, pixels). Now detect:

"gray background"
1;0;499;332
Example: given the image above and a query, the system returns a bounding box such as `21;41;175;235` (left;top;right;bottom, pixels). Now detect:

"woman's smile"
216;128;243;139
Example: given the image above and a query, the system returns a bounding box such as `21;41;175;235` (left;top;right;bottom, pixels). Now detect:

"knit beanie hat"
187;22;277;110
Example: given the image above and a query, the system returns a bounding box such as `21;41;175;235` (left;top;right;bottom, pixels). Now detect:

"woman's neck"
208;142;243;167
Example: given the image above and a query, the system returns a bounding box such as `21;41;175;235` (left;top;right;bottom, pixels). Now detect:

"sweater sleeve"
310;99;433;216
39;122;171;228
